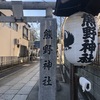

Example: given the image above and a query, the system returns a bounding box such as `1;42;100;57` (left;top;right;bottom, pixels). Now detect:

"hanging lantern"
64;12;98;66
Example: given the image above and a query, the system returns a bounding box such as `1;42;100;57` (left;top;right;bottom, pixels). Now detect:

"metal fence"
0;56;29;68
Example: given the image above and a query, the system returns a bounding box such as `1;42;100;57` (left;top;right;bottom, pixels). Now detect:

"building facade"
0;10;30;57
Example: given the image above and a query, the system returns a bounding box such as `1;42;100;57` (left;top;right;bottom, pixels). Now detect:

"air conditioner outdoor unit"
14;38;19;45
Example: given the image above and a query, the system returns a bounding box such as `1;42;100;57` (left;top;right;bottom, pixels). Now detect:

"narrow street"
0;61;39;100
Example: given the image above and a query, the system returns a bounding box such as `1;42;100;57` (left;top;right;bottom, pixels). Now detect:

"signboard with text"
39;19;57;100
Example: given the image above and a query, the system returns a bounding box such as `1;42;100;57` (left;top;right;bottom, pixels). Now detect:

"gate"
0;1;57;100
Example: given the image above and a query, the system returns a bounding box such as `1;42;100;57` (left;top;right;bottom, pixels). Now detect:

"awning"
54;0;100;16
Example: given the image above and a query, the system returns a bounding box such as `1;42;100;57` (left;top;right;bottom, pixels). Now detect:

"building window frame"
23;26;28;40
11;23;18;31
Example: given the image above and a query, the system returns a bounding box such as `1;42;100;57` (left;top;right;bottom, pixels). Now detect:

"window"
11;23;18;31
0;12;18;31
5;23;11;28
23;26;28;40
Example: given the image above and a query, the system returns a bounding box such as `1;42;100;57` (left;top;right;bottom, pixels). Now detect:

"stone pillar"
46;8;53;18
39;18;57;100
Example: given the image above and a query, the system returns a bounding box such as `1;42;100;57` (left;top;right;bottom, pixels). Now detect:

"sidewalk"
0;62;39;100
0;61;70;100
27;81;70;100
27;65;70;100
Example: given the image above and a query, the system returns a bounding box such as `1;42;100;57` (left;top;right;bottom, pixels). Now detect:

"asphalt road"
0;61;39;87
